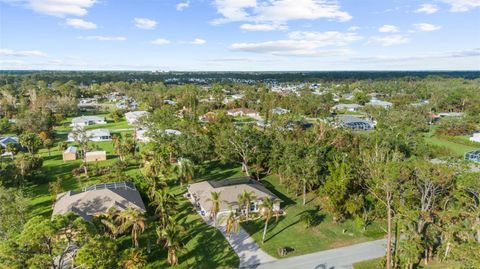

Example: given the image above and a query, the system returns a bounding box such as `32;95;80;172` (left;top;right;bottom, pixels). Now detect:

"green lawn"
353;258;462;269
54;113;132;133
241;175;385;258
425;135;478;157
353;258;383;269
21;143;239;269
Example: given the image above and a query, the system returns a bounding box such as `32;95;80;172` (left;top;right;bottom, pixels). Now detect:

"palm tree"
224;211;240;238
158;219;183;266
237;190;256;220
116;208;146;248
176;158;195;186
150;188;178;230
260;197;276;244
207;191;222;227
120;248;147;269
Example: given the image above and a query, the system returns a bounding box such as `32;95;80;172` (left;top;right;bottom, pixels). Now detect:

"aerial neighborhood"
0;72;479;269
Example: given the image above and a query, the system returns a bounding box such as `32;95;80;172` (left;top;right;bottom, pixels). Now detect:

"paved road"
252;239;386;269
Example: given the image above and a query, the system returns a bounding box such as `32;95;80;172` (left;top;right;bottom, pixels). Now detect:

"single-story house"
52;182;146;221
227;108;260;118
164;99;177;105
272;107;290;115
470;132;480;143
465;150;480;163
135;128;150;142
125;111;149;126
0;136;19;148
337;115;375;131
165;129;182;136
70;116;106;127
85;151;107;162
63;146;77;161
67;128;112;142
332;103;363;112
438;112;464;117
366;99;393;109
187;178;281;222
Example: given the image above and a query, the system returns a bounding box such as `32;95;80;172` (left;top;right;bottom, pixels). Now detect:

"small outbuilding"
63;146;77;161
85;151;107;162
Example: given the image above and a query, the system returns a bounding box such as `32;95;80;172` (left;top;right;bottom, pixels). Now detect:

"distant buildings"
67;128;112;142
337;115;375;131
272;107;290;115
366;98;393;109
125;111;149;126
71;116;106;127
470;132;480;143
52;182;146;221
63;146;77;161
227;108;260;118
332;103;363;112
85;151;107;162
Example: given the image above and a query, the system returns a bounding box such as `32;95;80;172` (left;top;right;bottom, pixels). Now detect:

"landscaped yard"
425;134;479;157
353;258;462;269
241;175;385;258
54;113;132;133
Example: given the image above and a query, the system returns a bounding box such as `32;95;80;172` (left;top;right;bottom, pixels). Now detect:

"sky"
0;0;479;71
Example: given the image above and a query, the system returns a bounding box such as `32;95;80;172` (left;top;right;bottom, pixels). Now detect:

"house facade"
470;132;480;143
227;108;260;118
85;151;107;162
125;111;149;126
67;128;112;142
63;146;77;161
187;178;281;222
332;103;363;112
70;116;106;127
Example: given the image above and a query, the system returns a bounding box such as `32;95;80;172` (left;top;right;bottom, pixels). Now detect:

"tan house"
62;146;77;161
52;182;146;221
85;151;107;162
187;177;281;221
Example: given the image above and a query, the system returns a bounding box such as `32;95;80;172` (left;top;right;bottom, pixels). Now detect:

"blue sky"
0;0;479;71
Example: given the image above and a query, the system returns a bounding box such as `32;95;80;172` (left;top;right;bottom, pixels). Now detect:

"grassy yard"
353;258;462;269
241;175;385;258
425;135;478;157
54;113;132;133
20;142;239;269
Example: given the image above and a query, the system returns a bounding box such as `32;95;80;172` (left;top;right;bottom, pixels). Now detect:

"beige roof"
188;178;280;212
52;182;146;221
85;151;106;157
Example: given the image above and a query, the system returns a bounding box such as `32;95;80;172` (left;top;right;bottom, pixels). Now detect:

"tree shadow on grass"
260;180;295;207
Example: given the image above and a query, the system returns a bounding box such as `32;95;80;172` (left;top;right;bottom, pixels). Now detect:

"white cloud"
351;48;480;62
240;23;287;31
77;36;127;41
348;26;360;31
151;38;171;45
415;4;439;14
0;60;27;66
65;18;97;29
212;0;352;26
378;25;399;33
412;23;442;32
0;48;47;57
176;1;190;11
441;0;480;12
133;18;157;29
230;31;361;56
4;0;97;17
190;38;207;45
369;35;410;46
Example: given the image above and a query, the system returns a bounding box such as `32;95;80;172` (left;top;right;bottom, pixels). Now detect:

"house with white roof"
470;132;480;143
0;136;19;148
332;103;363;112
366;98;393;109
272;107;290;115
70;116;106;127
227;108;260;118
67;128;112;142
125;111;149;126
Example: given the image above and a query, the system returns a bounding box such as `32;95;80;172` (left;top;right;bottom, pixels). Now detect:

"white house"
0;136;19;148
187;178;281;222
470;132;480;143
366;98;393;109
272;107;290;115
227;108;260;118
125;111;149;126
332;103;363;112
71;116;106;127
67;128;112;142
